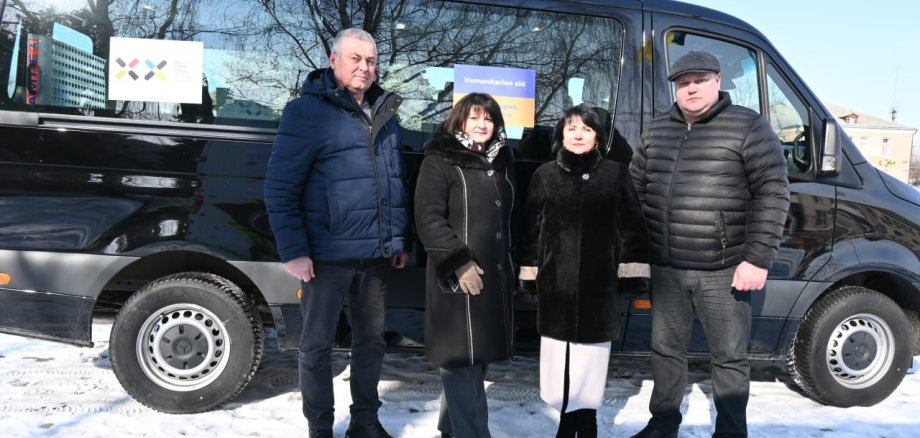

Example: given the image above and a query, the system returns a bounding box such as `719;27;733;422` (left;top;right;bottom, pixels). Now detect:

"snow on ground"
1;322;918;437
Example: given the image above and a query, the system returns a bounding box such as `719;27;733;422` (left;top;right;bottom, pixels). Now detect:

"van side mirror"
819;118;841;175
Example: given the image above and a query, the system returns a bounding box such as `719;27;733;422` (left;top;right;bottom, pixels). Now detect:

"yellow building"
824;102;916;183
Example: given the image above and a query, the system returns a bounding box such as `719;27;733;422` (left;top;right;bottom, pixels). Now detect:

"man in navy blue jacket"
264;28;410;438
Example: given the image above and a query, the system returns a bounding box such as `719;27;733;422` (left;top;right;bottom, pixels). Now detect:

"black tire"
907;310;920;356
788;286;911;407
110;272;264;413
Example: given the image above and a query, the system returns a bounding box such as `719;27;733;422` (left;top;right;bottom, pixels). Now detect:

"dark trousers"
438;364;491;438
647;265;751;437
298;258;389;430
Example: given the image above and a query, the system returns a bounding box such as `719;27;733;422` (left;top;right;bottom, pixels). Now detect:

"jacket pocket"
716;210;728;265
426;248;465;294
326;185;341;235
443;275;464;294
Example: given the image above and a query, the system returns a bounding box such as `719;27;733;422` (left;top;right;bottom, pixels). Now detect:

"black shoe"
309;428;333;438
556;411;577;438
630;424;678;438
574;409;597;438
441;433;453;438
345;421;393;438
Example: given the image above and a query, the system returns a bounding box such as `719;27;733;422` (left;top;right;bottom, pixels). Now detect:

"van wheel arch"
99;250;272;321
787;285;911;407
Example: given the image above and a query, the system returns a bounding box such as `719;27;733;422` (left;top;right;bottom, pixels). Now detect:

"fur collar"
556;146;603;174
424;131;512;170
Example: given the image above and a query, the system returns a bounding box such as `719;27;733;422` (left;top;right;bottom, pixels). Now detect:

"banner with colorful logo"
108;37;204;104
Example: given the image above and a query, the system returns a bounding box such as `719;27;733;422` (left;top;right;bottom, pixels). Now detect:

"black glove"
516;279;537;295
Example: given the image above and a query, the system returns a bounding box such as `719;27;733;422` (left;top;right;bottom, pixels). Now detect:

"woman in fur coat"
518;104;649;437
414;93;516;438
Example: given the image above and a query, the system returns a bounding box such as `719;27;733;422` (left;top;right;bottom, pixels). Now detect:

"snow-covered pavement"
1;322;918;437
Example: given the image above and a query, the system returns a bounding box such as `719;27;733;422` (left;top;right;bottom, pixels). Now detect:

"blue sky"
680;0;919;146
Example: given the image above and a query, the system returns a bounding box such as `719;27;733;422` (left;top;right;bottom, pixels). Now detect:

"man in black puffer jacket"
629;51;790;438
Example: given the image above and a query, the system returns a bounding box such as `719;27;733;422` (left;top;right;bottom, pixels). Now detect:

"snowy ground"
1;322;918;437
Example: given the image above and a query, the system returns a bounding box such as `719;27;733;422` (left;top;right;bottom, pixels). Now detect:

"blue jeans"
647;265;751;437
438;364;491;438
298;258;389;429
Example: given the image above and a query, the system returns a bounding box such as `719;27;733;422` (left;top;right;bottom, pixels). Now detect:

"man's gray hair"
331;28;377;56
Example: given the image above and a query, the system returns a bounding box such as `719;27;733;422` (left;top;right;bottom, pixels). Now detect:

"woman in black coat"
518;105;649;437
414;93;516;438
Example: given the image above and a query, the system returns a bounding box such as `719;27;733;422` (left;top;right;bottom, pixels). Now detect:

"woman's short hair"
443;93;505;143
552;104;609;154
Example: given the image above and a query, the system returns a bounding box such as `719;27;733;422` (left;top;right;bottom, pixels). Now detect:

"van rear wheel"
788;286;910;407
110;272;264;413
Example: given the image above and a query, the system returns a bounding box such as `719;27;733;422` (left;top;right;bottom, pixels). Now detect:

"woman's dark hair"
442;92;505;143
552;104;609;154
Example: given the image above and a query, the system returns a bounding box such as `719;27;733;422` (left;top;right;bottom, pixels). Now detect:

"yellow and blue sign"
453;64;536;128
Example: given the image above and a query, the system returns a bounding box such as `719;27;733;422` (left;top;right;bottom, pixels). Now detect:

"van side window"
0;1;625;152
665;32;812;178
384;2;625;159
665;31;759;113
766;63;811;176
0;1;282;128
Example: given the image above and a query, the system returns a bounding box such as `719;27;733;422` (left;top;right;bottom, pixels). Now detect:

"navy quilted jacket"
264;68;409;262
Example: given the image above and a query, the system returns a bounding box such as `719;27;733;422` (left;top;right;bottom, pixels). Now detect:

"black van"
1;0;918;414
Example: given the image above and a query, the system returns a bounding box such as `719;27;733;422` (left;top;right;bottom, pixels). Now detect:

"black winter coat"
630;92;790;270
414;132;516;367
519;148;649;343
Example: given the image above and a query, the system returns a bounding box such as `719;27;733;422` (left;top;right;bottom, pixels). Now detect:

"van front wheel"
110;272;264;413
788;286;911;407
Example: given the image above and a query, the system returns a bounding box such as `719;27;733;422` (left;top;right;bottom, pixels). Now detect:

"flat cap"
668;51;720;81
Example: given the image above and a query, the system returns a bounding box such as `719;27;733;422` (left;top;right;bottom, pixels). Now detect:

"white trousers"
539;336;611;412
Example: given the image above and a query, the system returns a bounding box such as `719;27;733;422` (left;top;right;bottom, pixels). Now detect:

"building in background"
25;24;106;110
825;102;916;183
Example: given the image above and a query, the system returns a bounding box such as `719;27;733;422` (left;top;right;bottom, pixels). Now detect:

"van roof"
642;0;768;41
474;0;769;45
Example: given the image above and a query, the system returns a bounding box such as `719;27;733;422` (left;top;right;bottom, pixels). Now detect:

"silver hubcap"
135;303;230;391
825;313;894;389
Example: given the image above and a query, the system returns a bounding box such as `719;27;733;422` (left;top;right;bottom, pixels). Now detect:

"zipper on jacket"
664;123;691;262
717;210;728;265
359;93;398;257
493;167;514;357
364;114;385;255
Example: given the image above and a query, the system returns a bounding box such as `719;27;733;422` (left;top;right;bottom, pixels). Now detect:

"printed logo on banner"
114;57;168;81
108;37;203;104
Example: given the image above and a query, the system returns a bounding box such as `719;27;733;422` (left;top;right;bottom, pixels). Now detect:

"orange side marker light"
0;273;11;285
633;298;652;310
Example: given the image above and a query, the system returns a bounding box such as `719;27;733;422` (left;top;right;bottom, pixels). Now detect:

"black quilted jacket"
630;92;790;270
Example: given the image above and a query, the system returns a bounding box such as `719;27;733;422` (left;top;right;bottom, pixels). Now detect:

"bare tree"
2;0;624;130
